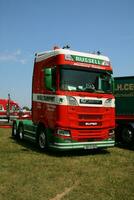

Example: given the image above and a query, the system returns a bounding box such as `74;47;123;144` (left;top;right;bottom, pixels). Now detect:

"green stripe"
71;55;107;66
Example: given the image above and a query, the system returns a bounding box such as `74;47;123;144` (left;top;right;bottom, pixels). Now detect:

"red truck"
0;98;19;122
114;76;134;145
12;47;115;151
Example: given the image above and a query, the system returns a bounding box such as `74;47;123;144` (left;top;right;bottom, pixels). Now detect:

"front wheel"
37;127;48;151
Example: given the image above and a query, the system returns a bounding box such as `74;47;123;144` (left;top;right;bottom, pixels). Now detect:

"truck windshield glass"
60;65;112;93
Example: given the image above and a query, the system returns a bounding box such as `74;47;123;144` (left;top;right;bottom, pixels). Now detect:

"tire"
12;122;18;139
37;127;48;151
18;124;24;140
121;126;134;145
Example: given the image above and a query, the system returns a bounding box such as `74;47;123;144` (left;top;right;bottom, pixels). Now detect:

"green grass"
0;128;134;200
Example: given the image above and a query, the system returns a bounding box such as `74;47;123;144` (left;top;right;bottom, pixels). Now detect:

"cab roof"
35;48;110;63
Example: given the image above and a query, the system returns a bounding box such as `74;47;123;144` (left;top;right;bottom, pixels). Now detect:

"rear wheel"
37;127;48;151
121;126;134;145
18;124;24;140
12;122;18;139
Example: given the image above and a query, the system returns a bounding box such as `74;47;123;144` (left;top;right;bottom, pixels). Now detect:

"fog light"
109;129;115;139
57;129;71;137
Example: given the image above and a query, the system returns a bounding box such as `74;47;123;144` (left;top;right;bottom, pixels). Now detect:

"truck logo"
80;99;102;104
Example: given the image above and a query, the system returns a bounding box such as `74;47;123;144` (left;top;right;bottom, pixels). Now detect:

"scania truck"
12;46;115;151
114;76;134;145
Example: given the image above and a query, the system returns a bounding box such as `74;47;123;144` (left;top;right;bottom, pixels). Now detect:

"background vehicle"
114;76;134;145
12;47;115;151
0;97;20;122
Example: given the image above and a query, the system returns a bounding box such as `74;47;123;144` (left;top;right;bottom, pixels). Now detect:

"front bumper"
49;140;115;150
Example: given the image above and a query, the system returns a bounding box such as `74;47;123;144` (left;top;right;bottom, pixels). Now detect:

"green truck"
114;76;134;145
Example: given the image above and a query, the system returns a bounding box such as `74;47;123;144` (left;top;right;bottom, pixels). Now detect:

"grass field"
0;128;134;200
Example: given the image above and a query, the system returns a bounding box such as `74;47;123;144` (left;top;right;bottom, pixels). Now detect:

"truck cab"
12;47;115;151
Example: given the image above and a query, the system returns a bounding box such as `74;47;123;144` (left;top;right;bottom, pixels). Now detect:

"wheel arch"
36;122;46;133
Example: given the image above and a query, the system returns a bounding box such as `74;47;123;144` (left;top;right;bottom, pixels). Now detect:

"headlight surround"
57;129;71;137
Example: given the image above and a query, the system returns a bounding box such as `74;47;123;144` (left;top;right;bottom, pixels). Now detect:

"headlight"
67;96;78;106
104;98;112;107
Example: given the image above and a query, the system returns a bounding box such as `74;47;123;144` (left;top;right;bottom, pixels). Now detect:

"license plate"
84;144;97;149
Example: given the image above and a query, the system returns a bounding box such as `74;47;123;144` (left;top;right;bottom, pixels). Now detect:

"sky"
0;0;134;107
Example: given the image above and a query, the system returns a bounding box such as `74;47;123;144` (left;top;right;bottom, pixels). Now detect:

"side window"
98;73;112;93
44;67;56;91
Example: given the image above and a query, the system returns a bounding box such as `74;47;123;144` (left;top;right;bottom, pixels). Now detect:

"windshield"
60;65;113;93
